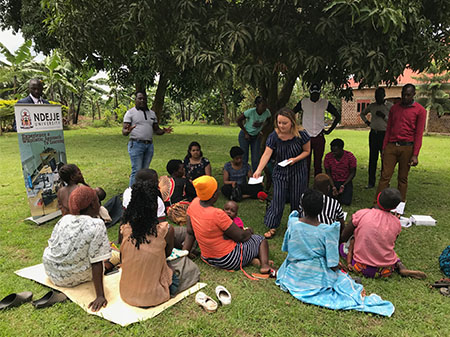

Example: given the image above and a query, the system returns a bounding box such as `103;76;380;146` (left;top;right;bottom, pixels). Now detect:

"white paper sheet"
248;176;264;185
392;201;406;215
278;159;293;167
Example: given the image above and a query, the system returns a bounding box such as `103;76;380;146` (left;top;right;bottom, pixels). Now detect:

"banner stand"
25;210;62;225
15;104;67;225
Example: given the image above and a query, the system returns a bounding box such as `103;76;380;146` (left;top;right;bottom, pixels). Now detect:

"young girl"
223;200;244;229
276;189;394;316
236;96;271;171
120;180;178;307
340;188;427;279
57;164;88;216
43;185;111;312
222;146;264;201
160;160;197;225
253;108;311;239
183;142;211;181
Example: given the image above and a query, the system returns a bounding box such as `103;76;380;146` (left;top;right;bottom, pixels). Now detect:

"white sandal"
195;291;218;313
215;285;231;305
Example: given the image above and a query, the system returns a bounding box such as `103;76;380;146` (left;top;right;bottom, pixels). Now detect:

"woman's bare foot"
398;268;427;279
264;228;276;239
251;258;274;267
397;261;426;279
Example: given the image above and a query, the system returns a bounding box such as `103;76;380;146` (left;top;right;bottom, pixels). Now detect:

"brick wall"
341;86;450;134
341;87;402;127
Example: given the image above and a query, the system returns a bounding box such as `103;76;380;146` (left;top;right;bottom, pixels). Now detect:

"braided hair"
122;180;159;249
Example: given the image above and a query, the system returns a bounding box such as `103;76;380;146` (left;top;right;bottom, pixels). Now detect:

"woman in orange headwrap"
183;176;274;274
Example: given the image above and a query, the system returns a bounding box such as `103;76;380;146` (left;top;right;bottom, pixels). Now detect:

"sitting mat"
15;264;206;326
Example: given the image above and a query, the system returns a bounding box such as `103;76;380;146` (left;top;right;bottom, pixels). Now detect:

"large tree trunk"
219;88;230;125
74;93;84;124
151;72;168;122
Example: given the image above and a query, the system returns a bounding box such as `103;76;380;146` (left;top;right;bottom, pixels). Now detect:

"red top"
187;198;235;259
324;150;357;182
383;102;427;156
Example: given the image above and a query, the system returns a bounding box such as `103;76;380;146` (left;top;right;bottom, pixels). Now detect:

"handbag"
231;184;243;202
167;256;200;294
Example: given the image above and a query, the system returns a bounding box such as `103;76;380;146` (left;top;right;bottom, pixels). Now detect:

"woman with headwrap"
183;176;274;275
43;185;111;312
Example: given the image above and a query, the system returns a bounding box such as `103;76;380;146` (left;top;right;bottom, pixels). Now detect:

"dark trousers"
375;143;413;202
307;133;326;181
221;183;263;200
332;181;353;206
368;129;385;187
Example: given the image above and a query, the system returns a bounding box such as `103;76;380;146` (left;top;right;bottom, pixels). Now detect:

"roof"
347;68;421;89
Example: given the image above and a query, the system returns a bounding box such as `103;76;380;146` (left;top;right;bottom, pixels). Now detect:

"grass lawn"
1;124;449;337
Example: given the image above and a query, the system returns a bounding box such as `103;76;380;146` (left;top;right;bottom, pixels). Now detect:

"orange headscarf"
192;176;218;201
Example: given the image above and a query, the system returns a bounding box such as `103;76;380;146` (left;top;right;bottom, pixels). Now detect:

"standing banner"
15;104;67;224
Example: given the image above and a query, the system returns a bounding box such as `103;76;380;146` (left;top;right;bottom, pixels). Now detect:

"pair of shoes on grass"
0;290;67;310
195;286;231;313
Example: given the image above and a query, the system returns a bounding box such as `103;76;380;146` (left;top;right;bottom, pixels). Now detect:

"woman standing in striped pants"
253;108;311;239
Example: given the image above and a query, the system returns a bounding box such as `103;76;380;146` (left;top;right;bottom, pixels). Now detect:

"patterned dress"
276;211;395;316
43;215;111;287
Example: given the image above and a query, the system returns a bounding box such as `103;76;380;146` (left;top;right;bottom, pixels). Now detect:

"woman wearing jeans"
236;96;271;171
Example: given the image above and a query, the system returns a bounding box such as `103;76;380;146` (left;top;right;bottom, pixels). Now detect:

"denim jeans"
238;130;261;172
128;140;154;186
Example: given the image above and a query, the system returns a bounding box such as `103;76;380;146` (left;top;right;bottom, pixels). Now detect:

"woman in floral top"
183;141;211;181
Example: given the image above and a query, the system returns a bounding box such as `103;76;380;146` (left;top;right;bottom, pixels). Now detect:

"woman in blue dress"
253;108;310;239
276;189;395;317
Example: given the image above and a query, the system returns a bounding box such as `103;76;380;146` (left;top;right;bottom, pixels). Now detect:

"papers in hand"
278;159;293;167
248;176;264;185
391;201;406;215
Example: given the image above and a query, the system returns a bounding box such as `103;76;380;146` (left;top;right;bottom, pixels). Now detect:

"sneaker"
364;185;375;189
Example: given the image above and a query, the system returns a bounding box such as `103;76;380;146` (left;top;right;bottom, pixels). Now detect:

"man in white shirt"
293;83;341;180
360;87;393;189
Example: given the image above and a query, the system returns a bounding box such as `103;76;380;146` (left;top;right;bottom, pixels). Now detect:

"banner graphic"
15;104;67;218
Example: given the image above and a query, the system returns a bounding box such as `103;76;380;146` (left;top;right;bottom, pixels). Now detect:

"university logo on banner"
15;104;67;220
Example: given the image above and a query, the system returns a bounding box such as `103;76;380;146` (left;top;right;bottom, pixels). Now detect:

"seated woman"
221;146;264;201
183;175;273;274
276;189;395;317
43;185;111;312
324;138;357;206
340;188;426;279
184;141;212;181
120;180;178;307
57;164;89;216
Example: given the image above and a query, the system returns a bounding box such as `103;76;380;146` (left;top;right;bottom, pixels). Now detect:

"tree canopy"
2;0;450;116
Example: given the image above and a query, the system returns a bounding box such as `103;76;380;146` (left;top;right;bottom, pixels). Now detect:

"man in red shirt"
375;84;427;202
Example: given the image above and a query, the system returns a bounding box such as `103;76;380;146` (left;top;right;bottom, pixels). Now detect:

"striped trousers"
264;165;307;228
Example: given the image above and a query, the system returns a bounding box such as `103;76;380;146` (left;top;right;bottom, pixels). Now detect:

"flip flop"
0;292;33;310
215;286;231;305
431;279;450;288
264;229;276;239
32;290;67;309
439;287;450;296
195;292;218;313
252;268;277;279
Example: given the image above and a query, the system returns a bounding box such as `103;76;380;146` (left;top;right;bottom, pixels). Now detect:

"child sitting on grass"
57;164;88;216
340;188;427;279
159;160;196;225
223;200;244;229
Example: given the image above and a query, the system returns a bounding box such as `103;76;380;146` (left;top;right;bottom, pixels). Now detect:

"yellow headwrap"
192;175;218;201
